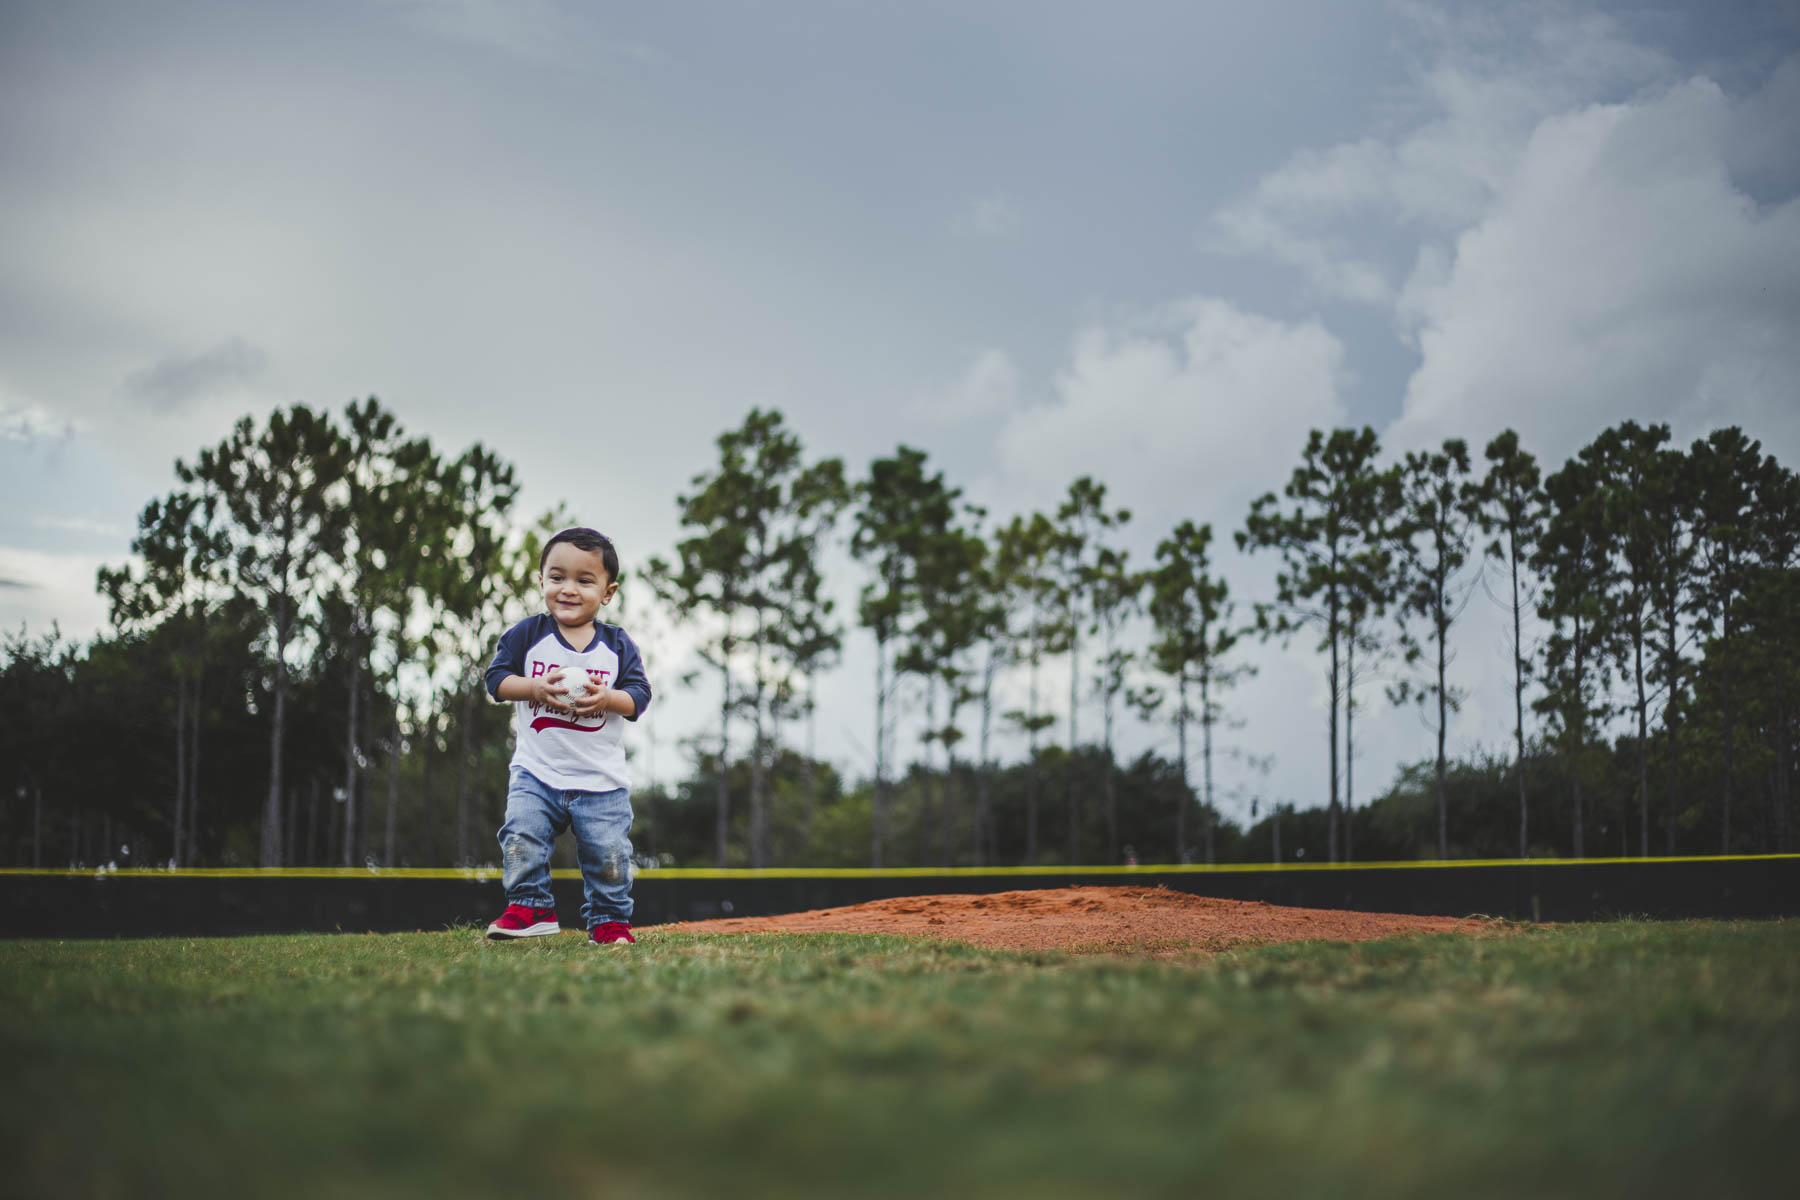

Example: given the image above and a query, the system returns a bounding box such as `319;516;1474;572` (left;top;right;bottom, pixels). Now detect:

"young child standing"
483;527;652;946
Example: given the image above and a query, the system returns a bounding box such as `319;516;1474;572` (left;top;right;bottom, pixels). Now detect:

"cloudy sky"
4;0;1797;832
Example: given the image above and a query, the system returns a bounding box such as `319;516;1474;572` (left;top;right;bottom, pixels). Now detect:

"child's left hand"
569;685;613;720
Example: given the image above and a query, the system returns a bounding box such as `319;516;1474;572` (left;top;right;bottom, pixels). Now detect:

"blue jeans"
498;767;634;927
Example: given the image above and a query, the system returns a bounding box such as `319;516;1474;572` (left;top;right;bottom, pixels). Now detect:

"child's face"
539;542;617;630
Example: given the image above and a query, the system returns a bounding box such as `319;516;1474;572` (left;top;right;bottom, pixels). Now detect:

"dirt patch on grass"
648;886;1486;957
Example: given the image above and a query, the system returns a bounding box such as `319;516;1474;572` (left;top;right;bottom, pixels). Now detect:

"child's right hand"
535;670;575;713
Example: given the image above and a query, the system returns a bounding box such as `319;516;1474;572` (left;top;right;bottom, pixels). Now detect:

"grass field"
3;920;1796;1199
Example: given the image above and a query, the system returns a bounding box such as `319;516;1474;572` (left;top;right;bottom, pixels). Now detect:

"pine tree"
1688;428;1769;852
1535;455;1620;859
1583;421;1673;857
1240;427;1384;861
1391;439;1482;859
1054;477;1130;864
1480;430;1546;858
994;512;1060;864
1139;521;1252;864
851;446;956;867
189;406;350;866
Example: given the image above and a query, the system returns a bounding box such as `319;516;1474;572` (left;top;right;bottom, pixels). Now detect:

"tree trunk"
1345;620;1356;864
355;676;374;864
173;672;188;868
1513;542;1528;859
285;771;300;864
716;658;731;869
261;587;291;868
1103;704;1118;865
750;608;768;870
1634;624;1649;857
804;669;818;847
1201;666;1216;866
306;774;320;866
187;665;202;864
420;711;435;865
1662;602;1680;856
1327;585;1341;863
1776;674;1793;854
457;673;477;865
872;637;887;869
327;773;340;867
1176;671;1190;863
1066;608;1079;867
342;648;361;867
975;645;995;867
1572;773;1585;859
925;674;939;867
1026;649;1040;865
1436;610;1449;860
942;697;959;869
385;702;401;868
1722;640;1736;854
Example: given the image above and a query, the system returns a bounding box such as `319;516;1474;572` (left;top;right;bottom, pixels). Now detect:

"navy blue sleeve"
484;617;539;701
609;625;652;721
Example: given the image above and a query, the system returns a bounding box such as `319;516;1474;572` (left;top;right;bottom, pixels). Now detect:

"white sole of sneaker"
486;922;562;939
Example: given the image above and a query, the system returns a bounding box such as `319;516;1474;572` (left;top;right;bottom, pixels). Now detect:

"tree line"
2;401;1794;869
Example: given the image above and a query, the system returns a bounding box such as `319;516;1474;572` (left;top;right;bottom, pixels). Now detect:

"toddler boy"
483;527;652;945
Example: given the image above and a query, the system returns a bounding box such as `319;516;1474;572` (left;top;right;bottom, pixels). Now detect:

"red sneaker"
589;921;635;945
486;903;561;939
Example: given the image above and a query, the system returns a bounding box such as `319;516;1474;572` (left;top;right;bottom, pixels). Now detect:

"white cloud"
986;298;1349;530
1209;7;1674;304
0;384;82;444
1392;74;1800;461
1206;26;1800;827
1211;203;1393;304
0;546;113;642
32;515;128;540
909;349;1020;424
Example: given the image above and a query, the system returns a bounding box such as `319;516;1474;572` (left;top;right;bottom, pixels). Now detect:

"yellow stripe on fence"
0;854;1795;880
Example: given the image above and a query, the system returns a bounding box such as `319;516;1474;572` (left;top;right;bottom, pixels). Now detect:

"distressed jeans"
498;767;634;927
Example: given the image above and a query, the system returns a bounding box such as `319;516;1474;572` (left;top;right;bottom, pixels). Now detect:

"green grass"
3;920;1796;1199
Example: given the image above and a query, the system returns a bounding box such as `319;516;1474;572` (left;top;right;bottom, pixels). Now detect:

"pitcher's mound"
649;885;1483;956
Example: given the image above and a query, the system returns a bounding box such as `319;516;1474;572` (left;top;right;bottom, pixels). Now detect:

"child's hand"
535;669;577;714
569;684;613;720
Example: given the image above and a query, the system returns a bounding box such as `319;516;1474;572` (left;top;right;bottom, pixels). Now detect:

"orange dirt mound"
647;885;1481;956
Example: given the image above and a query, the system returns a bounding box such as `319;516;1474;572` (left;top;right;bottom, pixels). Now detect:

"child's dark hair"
540;527;619;582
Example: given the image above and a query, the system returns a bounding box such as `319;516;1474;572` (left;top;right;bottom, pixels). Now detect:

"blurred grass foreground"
4;920;1796;1199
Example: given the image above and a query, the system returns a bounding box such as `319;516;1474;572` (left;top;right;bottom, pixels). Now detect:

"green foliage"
1479;429;1546;858
1391;438;1483;858
851;447;967;867
1240;427;1392;861
1135;521;1252;864
654;410;848;868
4;406;1797;869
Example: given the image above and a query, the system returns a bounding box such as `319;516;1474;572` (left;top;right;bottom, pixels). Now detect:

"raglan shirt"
484;614;652;793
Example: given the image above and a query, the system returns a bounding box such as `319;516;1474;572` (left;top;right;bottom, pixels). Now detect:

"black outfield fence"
2;855;1797;939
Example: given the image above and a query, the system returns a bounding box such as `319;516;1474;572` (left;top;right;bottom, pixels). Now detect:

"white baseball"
560;671;592;702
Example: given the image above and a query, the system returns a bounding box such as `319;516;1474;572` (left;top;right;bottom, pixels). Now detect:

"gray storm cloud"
125;338;271;413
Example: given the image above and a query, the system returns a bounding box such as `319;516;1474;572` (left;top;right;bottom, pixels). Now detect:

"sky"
4;0;1798;838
